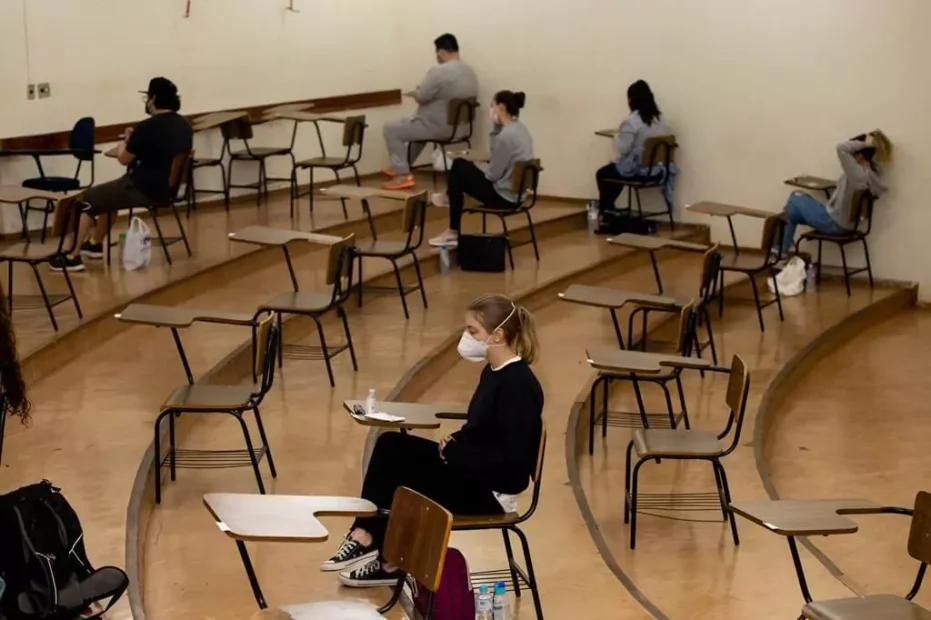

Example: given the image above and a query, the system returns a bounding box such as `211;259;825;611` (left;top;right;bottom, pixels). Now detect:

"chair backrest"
401;191;429;250
51;194;85;255
446;97;477;127
698;245;722;304
848;190;875;233
325;234;355;306
166;151;193;203
511;159;542;208
383;487;453;594
907;491;931;564
252;313;278;393
341;115;366;147
721;354;750;452
222;116;254;141
759;215;786;262
675;302;697;355
69;117;96;161
641;135;676;171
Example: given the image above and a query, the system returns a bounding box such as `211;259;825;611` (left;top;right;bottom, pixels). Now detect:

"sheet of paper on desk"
368;412;405;423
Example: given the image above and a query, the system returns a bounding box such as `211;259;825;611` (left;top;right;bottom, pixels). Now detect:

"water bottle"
476;584;493;620
492;581;509;619
806;264;816;291
439;246;451;273
364;389;376;416
586;200;598;234
118;232;126;253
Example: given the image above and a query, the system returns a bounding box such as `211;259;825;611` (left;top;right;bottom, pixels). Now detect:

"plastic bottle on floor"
586;200;599;234
365;389;376;416
806;264;816;291
439;246;451;273
492;581;509;619
476;584;493;619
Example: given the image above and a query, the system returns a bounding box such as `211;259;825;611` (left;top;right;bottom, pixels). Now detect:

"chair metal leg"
512;526;544;620
629;459;645;549
276;312;284;369
169;411;177;481
220;161;230;210
361;199;377;240
524;211;540;261
352;164;361;186
308;167;316;216
674;375;691;430
501;529;521;598
660;381;676;428
711;460;729;521
289;169;298;218
252;407;277;478
170;203;192;257
411;253;428;309
30;264;58;331
816;241;824;283
588;377;603;455
0;404;6;466
61;266;82;319
390;259;410;319
717;462;739;545
500;216;515;269
748;275;765;332
839;244;851;296
862;238;874;288
623;440;634;524
717;271;726;317
333;169;349;220
236;413;266;494
149;209;173;266
635;189;643;219
356;256;364;307
226;160;235;208
631;376;649;428
602;376;609;437
338;306;358;371
154;412;167;504
41;204;51;243
771;266;784;321
314;316;336;387
610;308;626;349
702;307;718;365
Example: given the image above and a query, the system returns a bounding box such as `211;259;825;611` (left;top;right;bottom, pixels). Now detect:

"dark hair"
0;286;30;426
851;134;876;162
627;79;661;126
155;93;182;112
493;90;526;117
434;33;459;53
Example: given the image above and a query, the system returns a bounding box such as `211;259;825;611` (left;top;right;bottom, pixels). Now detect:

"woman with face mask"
321;294;544;588
428;90;534;248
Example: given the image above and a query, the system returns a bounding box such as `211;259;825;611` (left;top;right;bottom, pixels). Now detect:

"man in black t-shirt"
51;77;194;272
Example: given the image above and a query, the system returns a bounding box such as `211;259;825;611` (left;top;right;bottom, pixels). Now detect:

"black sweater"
443;359;544;495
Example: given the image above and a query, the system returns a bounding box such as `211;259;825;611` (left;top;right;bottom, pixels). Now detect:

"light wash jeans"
781;192;847;255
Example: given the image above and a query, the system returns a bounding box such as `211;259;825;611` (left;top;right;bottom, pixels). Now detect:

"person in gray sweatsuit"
382;33;478;189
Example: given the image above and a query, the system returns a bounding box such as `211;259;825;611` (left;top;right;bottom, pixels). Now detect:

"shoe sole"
49;265;85;273
428;239;458;248
337;573;401;588
319;549;378;572
80;250;104;259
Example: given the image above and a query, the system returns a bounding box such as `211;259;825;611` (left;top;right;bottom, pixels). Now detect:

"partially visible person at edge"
0;284;32;447
427;90;533;248
594;79;674;222
779;133;888;257
381;33;479;190
50;77;193;273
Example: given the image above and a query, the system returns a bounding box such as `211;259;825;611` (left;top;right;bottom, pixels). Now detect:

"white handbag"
122;216;152;271
431;146;453;171
767;256;807;297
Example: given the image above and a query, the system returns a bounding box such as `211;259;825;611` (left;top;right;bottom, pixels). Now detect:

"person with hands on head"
428;90;534;248
50;77;193;272
321;294;544;588
778;132;888;257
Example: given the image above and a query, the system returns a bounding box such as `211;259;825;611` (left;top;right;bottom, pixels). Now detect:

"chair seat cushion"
354;240;409;256
279;599;382;619
295;157;350;168
259;291;335;313
161;384;258;412
603;172;665;188
632;429;724;458
802;594;931;620
718;251;771;273
22;177;80;192
230;147;291;159
800;230;862;242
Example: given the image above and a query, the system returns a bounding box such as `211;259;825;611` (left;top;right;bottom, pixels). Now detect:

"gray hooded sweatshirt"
827;139;888;228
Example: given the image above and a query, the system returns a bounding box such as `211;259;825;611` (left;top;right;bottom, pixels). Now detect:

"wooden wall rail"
0;89;402;151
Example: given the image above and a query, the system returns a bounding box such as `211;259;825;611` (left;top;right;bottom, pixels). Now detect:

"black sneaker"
80;240;104;259
320;536;377;572
49;254;85;273
338;559;401;588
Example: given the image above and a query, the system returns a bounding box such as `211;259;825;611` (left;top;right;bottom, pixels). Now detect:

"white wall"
395;0;931;296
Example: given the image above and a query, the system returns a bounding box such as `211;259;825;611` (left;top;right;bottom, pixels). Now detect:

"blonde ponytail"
467;294;540;364
513;305;539;363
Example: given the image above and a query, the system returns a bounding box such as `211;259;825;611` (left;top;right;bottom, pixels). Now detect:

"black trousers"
353;431;503;549
595;163;628;214
447;158;517;231
81;175;153;217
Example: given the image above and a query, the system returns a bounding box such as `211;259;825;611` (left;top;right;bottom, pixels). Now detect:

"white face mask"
457;305;516;363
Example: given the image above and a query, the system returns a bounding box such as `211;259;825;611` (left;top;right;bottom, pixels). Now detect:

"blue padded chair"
21;117;98;240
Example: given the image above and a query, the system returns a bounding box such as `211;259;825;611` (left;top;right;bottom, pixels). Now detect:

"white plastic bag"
122;216;152;271
432;147;453;171
767;256;806;297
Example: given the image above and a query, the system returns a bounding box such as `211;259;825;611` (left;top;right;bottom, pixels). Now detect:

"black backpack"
0;481;128;619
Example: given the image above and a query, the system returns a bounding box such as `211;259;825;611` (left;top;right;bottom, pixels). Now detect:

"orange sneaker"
383;174;415;190
381;168;397;179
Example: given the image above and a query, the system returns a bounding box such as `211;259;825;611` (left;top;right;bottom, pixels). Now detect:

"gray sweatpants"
383;117;445;174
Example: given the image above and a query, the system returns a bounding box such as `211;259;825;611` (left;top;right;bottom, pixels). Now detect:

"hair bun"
514;91;526;109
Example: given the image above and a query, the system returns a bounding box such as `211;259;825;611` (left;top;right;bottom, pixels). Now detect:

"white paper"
366;412;405;423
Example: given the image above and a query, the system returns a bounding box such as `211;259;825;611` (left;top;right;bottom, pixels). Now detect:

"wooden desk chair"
801;491;931;620
795;189;875;297
629;245;722;364
717;214;785;332
407;98;478;187
624;353;748;549
353;192;428;320
290;116;366;219
0;194;83;331
154;313;279;503
587;304;698;455
452;423;546;620
21;117;98;242
258;235;357;388
122;151;193;266
604;135;677;229
462;159;542;269
188;138;230;214
223;117;296;206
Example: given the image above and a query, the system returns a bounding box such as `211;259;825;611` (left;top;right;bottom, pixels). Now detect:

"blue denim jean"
781;192;847;255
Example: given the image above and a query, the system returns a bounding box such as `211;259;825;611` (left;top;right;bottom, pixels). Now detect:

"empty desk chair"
795;189;875;297
624;354;748;549
354;192;428;320
603;135;677;229
154;313;279;503
124;151;193;266
290;116;366;218
0;194;83;331
453;424;546;620
462;159;542;269
408;97;478;187
21;117;98;241
718;214;785;332
258;235;357;388
224;116;296;206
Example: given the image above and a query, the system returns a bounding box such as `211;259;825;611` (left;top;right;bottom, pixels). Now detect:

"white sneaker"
428;232;458;248
431;192;450;208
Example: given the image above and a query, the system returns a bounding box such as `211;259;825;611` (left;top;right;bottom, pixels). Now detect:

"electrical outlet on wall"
27;84;36;100
37;83;51;99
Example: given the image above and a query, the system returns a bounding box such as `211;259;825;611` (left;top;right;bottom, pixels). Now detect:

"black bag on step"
0;480;128;620
596;210;659;236
458;233;507;272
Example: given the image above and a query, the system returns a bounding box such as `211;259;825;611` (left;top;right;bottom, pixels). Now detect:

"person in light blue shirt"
595;80;672;216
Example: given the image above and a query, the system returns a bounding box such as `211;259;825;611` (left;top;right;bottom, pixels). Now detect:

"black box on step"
458;233;507;272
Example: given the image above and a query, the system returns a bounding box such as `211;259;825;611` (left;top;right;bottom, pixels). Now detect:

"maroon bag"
413;547;474;620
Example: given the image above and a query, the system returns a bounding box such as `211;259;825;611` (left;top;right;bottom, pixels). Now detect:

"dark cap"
140;77;178;100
